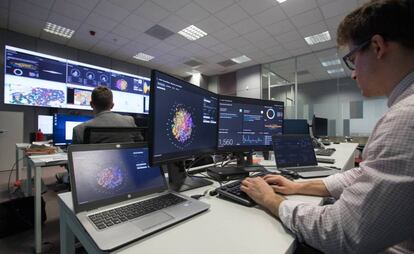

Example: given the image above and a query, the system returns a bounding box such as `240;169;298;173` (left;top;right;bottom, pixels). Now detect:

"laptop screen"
71;146;166;206
272;135;317;168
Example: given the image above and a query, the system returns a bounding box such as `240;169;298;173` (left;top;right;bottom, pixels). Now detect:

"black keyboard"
315;148;335;156
88;193;186;230
217;172;295;207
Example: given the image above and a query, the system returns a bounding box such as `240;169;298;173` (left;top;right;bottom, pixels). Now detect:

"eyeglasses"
342;40;371;70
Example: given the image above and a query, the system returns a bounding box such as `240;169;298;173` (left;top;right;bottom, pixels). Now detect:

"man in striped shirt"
241;0;414;253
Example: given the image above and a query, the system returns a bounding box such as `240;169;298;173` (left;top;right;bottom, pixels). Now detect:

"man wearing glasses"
241;0;414;253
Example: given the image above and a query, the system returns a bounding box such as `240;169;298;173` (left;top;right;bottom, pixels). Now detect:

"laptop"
272;135;338;178
68;142;210;251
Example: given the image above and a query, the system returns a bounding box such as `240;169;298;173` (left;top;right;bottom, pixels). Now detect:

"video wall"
4;45;150;114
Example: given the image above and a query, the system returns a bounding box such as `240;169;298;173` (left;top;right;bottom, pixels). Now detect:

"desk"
15;143;30;181
27;153;68;254
58;183;322;254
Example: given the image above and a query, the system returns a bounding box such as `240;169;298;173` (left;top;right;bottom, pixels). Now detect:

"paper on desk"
32;153;67;163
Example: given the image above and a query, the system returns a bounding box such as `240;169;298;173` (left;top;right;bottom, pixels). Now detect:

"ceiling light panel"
327;68;344;74
43;22;75;38
276;0;287;3
231;55;251;64
321;59;341;67
133;53;154;61
178;25;208;41
304;31;331;45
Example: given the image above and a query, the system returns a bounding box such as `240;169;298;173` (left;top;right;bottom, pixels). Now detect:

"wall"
0;28;152;142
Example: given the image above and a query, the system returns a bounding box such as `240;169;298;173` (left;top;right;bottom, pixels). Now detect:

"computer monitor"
53;114;92;146
149;70;217;191
218;95;284;165
38;115;54;135
283;119;309;135
312;116;328;138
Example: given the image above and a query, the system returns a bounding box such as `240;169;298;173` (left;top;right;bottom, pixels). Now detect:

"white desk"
15;143;31;181
27;153;68;254
58;184;322;254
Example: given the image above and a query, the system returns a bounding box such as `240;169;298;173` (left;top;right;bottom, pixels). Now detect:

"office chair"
83;127;147;144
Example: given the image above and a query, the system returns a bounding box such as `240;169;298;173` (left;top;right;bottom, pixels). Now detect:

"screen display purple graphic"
72;147;165;205
4;45;150;114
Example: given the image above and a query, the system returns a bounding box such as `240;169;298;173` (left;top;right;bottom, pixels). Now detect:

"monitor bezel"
217;95;284;153
312;115;328;137
52;113;93;146
149;70;219;166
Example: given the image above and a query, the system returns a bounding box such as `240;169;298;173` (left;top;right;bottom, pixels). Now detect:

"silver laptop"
272;135;338;178
68;142;210;251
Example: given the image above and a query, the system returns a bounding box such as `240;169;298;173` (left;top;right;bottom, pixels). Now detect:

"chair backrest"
83;127;147;144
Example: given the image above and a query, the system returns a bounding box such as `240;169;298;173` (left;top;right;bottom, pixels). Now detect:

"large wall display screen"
4;45;150;114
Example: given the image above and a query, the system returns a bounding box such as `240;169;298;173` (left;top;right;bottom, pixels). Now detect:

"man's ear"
110;102;114;109
371;34;388;59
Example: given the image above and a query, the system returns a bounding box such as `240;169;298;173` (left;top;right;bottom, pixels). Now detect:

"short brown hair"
91;86;113;111
337;0;414;48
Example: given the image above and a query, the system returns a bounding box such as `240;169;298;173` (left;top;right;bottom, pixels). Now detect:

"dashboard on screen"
4;45;150;114
218;95;284;151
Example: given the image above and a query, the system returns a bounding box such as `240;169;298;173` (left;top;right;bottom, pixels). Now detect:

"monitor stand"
234;152;264;172
166;161;213;192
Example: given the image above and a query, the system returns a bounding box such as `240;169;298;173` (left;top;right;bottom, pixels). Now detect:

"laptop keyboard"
88;193;186;230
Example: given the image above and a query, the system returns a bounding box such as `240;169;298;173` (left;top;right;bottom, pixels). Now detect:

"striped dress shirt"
279;71;414;254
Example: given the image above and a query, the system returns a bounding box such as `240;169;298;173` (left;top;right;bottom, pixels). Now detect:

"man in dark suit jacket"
72;86;136;144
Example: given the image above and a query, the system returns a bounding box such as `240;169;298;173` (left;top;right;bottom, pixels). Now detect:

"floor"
0;165;84;253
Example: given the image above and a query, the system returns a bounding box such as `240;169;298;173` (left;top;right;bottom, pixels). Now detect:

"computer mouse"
285;170;300;179
209;189;218;196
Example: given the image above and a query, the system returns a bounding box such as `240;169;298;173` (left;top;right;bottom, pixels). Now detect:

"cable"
7;157;24;196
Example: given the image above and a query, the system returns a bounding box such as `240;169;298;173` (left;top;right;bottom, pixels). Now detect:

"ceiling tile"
194;0;234;13
134;0;170;23
108;0;145;11
111;24;141;40
163;34;191;47
255;37;280;50
320;0;357;19
206;54;228;63
53;0;92;21
211;27;239;42
215;4;250;26
158;15;188;33
176;2;210;24
85;12;118;31
222;49;241;58
102;33;130;46
90;40;119;56
282;39;309;50
290;8;324;28
73;23;108;40
67;33;99;51
231;18;260;35
196;36;220;48
0;8;7;29
263;45;285;56
39;31;70;45
169;47;193;57
94;0;131;22
226;36;251;50
316;0;338;6
275;30;302;43
210;43;233;53
26;0;55;9
151;0;192;12
47;12;82;31
298;21;328;37
0;1;8;8
8;12;44;38
280;0;317;17
151;41;177;54
10;0;49;20
134;33;162;47
196;15;227;34
237;0;277;16
325;13;346;31
66;0;101;10
242;28;272;44
252;6;287;27
122;14;155;33
264;19;295;36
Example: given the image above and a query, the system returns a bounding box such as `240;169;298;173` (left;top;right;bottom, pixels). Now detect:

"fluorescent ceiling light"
304;31;331;45
231;55;251;64
321;59;341;67
178;25;207;41
43;22;75;39
276;0;287;3
327;68;344;74
133;52;154;61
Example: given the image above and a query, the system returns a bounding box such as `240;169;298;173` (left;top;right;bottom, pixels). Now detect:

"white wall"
236;65;261;98
0;111;23;171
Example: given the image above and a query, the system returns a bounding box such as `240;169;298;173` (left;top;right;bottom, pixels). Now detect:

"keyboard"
315;148;335;156
88;193;186;230
217;172;295;207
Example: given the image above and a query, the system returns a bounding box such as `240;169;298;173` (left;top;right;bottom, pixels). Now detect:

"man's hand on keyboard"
240;177;285;217
263;175;300;195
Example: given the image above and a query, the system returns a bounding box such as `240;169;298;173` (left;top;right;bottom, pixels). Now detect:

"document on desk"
31;153;68;163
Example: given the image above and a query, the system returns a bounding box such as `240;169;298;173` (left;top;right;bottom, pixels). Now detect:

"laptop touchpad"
134;212;174;231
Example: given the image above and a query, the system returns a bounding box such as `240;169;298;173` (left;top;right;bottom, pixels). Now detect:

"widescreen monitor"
38;115;54;135
218;95;284;152
53;114;92;146
4;45;150;114
312;116;328;137
283;119;309;135
149;70;217;191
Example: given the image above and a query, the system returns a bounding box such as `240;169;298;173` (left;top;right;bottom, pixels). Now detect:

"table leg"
59;209;76;254
35;165;42;254
26;157;32;196
15;146;19;181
